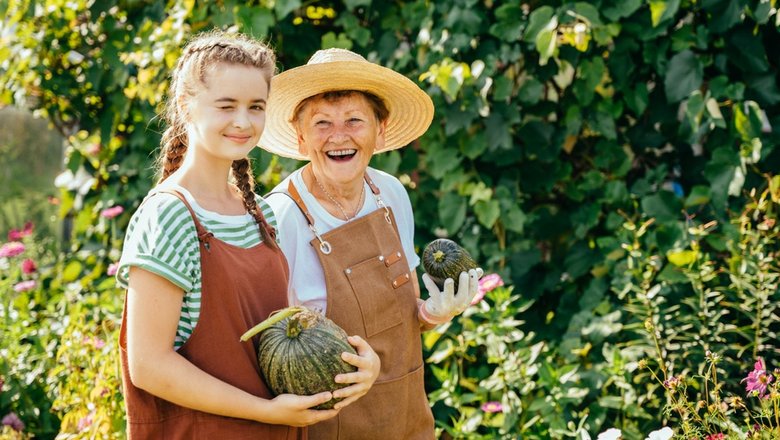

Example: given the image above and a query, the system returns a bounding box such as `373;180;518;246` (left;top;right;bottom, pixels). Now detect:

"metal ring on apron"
308;223;332;255
373;195;392;224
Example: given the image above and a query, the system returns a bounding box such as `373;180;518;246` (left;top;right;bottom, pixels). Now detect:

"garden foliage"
1;0;779;438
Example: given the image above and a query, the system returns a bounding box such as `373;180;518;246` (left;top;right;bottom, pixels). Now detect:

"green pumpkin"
422;238;477;292
241;307;357;410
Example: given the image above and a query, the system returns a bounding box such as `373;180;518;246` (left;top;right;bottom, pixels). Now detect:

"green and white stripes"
117;190;278;349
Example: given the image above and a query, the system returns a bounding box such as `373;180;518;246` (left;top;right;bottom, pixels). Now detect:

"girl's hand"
265;392;339;426
331;335;381;410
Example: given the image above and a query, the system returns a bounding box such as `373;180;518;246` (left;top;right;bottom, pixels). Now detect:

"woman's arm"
125;266;338;426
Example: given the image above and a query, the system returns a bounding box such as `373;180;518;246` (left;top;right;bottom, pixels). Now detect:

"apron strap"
363;173;392;224
149;189;214;248
280;180;333;255
287;180;317;227
363;172;381;195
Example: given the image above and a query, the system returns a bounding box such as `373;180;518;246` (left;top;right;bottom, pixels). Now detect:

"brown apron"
119;190;304;440
284;175;434;440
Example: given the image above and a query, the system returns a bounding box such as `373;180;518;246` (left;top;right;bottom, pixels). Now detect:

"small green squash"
422;238;478;291
240;307;357;410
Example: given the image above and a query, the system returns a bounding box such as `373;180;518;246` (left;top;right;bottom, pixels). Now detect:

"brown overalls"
119;190;304;439
284;175;435;440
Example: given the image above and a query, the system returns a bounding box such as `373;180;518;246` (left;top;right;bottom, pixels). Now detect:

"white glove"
419;268;484;324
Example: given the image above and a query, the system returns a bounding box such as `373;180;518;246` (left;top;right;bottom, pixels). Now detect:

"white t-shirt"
266;167;420;313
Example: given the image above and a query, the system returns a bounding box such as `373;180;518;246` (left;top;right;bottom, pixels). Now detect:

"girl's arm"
125;266;338;426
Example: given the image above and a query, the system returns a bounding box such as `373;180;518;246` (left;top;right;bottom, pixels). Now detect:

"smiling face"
184;63;269;163
295;92;387;187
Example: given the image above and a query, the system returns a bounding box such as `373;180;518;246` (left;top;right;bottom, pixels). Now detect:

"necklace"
312;170;365;221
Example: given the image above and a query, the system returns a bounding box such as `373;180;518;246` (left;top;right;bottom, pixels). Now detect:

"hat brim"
258;60;434;161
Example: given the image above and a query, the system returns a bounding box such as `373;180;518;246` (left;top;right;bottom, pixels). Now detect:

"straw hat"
258;48;434;160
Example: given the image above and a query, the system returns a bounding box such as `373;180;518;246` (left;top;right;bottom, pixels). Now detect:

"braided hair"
156;30;278;248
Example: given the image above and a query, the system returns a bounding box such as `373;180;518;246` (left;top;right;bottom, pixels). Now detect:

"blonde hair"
156;30;278;248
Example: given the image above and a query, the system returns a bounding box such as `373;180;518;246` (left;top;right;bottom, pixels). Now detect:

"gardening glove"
419;268;483;325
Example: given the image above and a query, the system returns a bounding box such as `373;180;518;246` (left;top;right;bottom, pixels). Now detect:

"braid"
157;125;188;183
231;158;279;250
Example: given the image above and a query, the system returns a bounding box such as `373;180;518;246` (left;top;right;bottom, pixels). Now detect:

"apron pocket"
344;255;404;337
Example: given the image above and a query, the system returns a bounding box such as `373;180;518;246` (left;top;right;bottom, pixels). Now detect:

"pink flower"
84;336;106;349
13;280;36;292
107;262;119;276
7;222;33;241
471;273;505;305
705;434;725;440
743;357;773;399
1;412;25;431
100;205;124;219
663;375;683;391
21;258;37;274
86;143;101;156
0;242;25;258
480;401;503;413
77;412;93;431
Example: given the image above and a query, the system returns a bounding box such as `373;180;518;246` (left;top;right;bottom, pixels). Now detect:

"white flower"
597;428;622;440
646;427;673;440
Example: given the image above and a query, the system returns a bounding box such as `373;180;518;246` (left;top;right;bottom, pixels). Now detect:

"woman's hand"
419;268;484;324
331;335;381;410
264;392;340;426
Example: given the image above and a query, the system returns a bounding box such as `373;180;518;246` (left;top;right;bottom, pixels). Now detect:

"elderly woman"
259;49;483;440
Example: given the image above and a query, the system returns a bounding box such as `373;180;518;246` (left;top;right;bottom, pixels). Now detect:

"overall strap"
280;180;333;255
153;189;214;248
363;172;381;195
363;172;392;224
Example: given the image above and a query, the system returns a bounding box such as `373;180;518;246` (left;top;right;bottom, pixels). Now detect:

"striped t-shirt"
116;185;278;349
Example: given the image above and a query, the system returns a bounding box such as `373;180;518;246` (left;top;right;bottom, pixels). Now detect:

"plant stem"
240;306;303;341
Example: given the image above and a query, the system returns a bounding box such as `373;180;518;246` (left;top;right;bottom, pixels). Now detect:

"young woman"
116;32;379;439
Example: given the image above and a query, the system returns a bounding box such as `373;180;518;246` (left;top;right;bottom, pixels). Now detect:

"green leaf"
745;72;780;107
426;338;455;363
703;147;739;209
535;18;558;66
666;249;698;267
235;6;275;36
684;185;711;207
275;0;301;19
657;264;689;283
590;111;617;140
664;50;703;103
461;131;487;159
321;32;353;50
734;101;764;142
485;112;513;151
602;0;642;21
490;3;525;41
727;28;770;73
517;78;544;104
343;0;372;9
62;260;84;283
571;3;602;25
504;205;527;233
624;83;649;115
640;192;683;222
475;199;500;228
649;0;680;27
492;75;513;101
752;0;773;24
707;0;743;33
439;192;467;234
524;6;555;42
573;57;605;106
